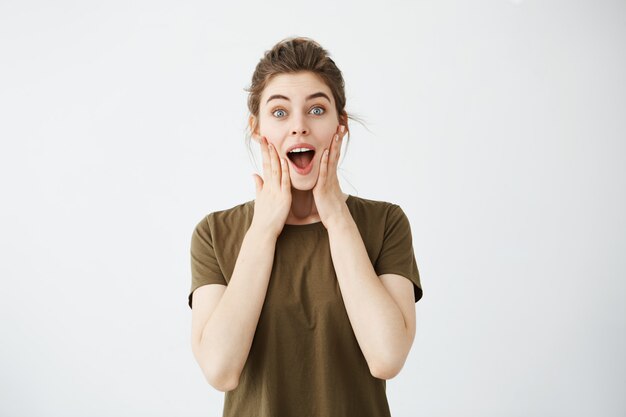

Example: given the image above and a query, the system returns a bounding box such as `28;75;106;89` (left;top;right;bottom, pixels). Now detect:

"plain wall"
0;0;624;416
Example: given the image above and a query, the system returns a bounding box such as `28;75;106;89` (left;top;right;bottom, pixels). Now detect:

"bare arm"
310;126;414;380
191;133;292;391
191;225;277;391
326;207;414;380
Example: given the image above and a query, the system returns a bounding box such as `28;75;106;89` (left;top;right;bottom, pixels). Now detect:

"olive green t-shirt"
188;194;422;417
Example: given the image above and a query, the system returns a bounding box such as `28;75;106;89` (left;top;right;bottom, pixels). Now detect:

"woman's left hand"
313;125;348;230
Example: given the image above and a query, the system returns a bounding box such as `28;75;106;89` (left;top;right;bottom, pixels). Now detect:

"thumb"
252;173;263;193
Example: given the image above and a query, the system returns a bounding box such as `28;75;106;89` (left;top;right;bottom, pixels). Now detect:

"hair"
243;36;366;168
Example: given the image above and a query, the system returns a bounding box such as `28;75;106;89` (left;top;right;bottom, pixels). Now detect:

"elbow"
369;354;406;380
202;365;240;392
209;373;240;392
370;363;402;380
370;336;413;380
193;345;240;392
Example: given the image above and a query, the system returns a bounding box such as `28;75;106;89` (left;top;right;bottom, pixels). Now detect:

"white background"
1;0;624;416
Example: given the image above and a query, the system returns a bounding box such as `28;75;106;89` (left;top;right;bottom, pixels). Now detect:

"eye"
310;106;325;116
272;108;287;118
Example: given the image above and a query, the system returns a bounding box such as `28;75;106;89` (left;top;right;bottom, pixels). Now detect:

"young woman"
188;36;423;417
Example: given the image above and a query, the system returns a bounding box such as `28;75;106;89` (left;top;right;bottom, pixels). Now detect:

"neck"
285;189;349;225
287;188;319;224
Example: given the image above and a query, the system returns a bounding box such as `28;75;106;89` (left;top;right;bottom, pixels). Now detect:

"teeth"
289;148;313;154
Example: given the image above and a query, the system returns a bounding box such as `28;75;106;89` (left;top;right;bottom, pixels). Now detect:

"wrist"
247;223;280;242
324;205;353;234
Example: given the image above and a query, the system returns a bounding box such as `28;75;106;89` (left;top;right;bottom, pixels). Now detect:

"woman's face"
250;71;342;190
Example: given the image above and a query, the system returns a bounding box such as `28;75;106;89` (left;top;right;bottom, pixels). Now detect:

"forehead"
261;71;333;102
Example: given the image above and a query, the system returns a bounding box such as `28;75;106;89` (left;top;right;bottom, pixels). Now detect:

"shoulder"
194;199;255;234
347;194;404;219
346;195;411;243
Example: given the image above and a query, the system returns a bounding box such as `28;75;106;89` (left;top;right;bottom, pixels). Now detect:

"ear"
338;112;349;132
249;115;261;142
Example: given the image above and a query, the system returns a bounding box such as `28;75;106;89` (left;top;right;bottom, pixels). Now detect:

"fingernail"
335;134;339;142
340;126;346;134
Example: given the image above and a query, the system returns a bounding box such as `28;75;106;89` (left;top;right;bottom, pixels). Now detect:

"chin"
289;176;317;191
290;183;314;191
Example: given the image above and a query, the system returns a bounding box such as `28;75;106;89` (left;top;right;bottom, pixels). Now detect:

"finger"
268;142;280;188
331;126;346;174
332;132;341;166
318;148;329;187
252;173;263;194
280;156;290;190
260;136;271;182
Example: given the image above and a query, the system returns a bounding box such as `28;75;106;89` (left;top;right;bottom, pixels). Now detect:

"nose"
290;114;309;136
291;128;307;135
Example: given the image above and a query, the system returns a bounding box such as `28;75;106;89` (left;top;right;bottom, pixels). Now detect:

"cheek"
260;127;282;144
258;115;278;134
324;131;336;147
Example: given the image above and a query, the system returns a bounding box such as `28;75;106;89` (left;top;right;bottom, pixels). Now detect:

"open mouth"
287;149;316;170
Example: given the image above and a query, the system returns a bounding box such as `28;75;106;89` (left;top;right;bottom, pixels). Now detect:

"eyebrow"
265;91;331;104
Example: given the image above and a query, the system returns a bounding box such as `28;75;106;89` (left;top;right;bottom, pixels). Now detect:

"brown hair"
244;36;365;162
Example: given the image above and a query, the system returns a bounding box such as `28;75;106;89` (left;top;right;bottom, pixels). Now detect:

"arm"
191;225;277;391
326;207;415;380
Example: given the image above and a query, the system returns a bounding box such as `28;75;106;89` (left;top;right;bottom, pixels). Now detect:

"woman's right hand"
250;136;292;238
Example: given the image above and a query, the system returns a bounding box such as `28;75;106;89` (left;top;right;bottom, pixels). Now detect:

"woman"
188;36;423;417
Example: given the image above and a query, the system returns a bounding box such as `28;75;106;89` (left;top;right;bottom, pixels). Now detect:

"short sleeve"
374;205;423;303
188;214;227;309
